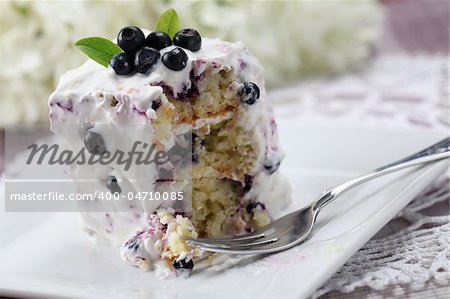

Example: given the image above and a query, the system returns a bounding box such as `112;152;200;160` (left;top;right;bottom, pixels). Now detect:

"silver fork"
186;138;450;254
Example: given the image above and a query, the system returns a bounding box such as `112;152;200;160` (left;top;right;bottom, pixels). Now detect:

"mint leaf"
75;37;122;68
154;8;180;38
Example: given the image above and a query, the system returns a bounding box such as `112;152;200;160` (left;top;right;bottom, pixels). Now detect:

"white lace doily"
272;54;449;132
270;53;449;297
313;175;450;298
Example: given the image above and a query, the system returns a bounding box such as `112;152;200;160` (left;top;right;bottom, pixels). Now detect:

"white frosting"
49;31;291;268
193;111;233;130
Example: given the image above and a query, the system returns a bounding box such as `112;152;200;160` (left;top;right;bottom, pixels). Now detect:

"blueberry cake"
49;23;291;276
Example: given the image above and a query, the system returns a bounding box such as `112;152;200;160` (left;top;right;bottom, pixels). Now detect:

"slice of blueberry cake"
49;17;291;276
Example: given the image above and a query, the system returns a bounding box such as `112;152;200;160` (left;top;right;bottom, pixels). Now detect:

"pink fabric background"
379;0;449;54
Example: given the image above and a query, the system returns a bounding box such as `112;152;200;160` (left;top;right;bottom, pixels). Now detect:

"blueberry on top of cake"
49;9;291;276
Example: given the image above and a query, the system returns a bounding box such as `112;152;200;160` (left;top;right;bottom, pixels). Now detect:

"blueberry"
239;82;260;105
173;28;202;52
109;52;134;75
243;175;253;192
246;202;266;214
84;131;107;155
126;237;139;251
117;26;145;53
173;258;194;270
106;176;121;194
168;143;190;166
173;211;186;217
191;133;199;164
145;31;172;50
162;47;188;71
190;132;197;145
129;240;139;251
192;152;199;164
151;98;162;110
263;160;281;175
134;47;160;74
157;168;173;182
125;231;143;251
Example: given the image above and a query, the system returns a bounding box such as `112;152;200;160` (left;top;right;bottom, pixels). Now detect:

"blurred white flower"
174;1;382;85
0;0;382;126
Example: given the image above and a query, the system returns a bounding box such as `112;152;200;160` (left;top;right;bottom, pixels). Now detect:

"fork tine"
185;227;277;246
188;236;279;249
185;232;266;246
197;246;257;254
198;245;272;254
209;232;266;242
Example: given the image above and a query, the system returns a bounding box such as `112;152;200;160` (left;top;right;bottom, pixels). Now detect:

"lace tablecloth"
270;53;449;298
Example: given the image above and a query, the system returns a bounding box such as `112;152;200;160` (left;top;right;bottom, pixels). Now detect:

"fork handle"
312;137;450;212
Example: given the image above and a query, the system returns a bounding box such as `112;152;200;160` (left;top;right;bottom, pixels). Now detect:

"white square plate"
0;120;448;299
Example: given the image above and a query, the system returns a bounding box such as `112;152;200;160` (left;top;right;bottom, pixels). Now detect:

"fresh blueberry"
134;47;160;74
173;258;194;270
239;82;260;105
126;237;139;251
129;239;139;251
109;52;134;75
263;160;281;175
246;202;266;214
243;174;253;192
157;168;174;182
190;132;197;145
192;152;199;164
151;98;162;110
168;143;190;166
84;131;107;155
125;231;143;251
117;26;145;53
145;31;172;50
106;175;121;194
173;211;186;217
173;28;202;52
162;47;188;71
191;133;199;164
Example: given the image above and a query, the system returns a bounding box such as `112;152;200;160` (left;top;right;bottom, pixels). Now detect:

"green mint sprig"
154;8;180;39
74;8;181;68
75;37;122;67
